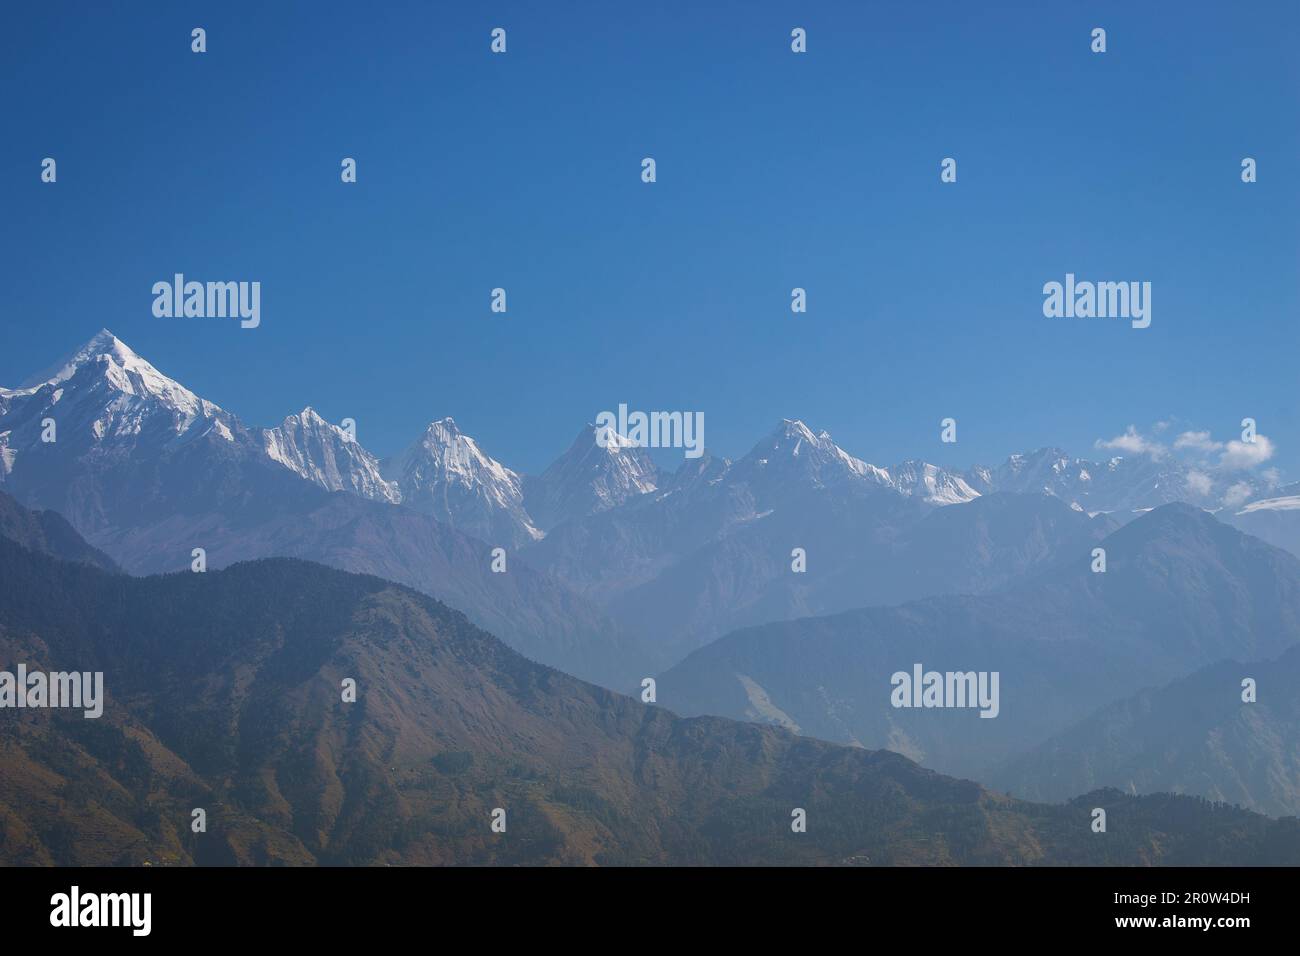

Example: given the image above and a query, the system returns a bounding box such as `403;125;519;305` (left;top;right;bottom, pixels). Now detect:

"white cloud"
1223;481;1254;508
1174;430;1222;453
1095;426;1165;459
1185;469;1213;496
1092;421;1282;487
1219;435;1275;470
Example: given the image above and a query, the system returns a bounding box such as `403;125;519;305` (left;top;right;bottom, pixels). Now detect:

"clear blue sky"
2;0;1296;477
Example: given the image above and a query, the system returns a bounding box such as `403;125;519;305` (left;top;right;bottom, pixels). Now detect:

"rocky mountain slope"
993;645;1300;817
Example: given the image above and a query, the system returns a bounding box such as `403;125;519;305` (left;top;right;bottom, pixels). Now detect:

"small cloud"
1174;430;1222;453
1219;435;1275;470
1223;481;1254;508
1095;426;1165;459
1185;469;1213;496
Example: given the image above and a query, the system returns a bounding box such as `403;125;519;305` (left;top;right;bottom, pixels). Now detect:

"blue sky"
2;0;1296;478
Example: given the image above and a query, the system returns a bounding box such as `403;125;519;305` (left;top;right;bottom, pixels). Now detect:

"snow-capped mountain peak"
523;423;661;531
18;328;143;390
34;328;216;416
887;459;981;505
592;421;645;454
0;330;260;534
773;418;819;446
262;407;400;504
727;419;981;506
737;419;892;491
382;417;541;546
1;329;231;454
395;417;524;491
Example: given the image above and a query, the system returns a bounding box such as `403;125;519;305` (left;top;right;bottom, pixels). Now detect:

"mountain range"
2;510;1296;866
0;332;633;687
3;330;1299;862
993;644;1300;818
658;505;1300;783
6;333;1283;552
1;330;1294;716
